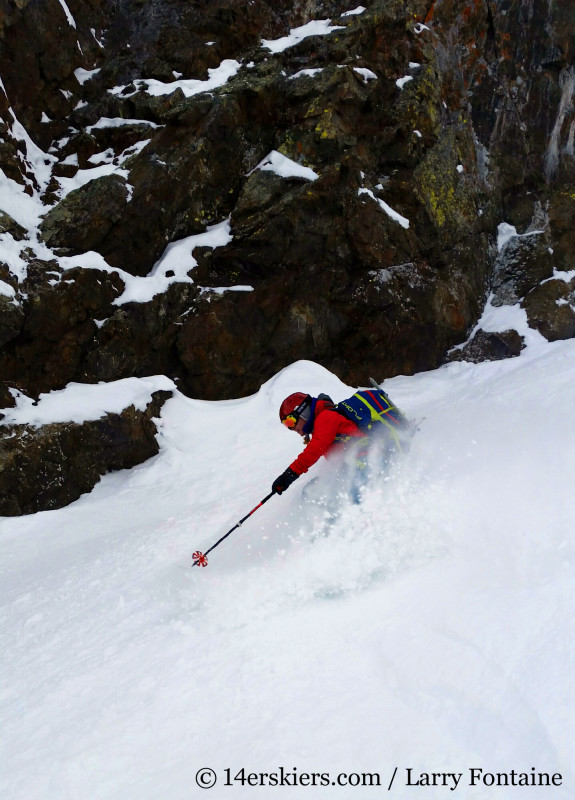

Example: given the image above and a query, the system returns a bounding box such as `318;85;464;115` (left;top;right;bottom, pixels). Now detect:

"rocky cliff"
1;0;574;512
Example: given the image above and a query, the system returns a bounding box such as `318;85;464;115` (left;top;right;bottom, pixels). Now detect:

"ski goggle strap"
281;395;312;428
302;397;317;435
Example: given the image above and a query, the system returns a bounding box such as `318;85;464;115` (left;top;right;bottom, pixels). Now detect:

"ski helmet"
279;393;311;426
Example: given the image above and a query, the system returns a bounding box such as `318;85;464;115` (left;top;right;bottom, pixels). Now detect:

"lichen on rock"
39;174;131;259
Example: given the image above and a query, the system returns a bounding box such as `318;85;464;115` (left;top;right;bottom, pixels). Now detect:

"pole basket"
189;491;275;569
192;551;208;567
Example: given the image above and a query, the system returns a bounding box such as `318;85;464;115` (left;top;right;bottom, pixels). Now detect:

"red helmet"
279;393;311;423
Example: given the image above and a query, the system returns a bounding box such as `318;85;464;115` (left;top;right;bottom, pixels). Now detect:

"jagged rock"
492;217;555;306
39;175;130;261
0;389;172;516
522;277;575;342
90;78;281;276
0;264;124;397
1;0;575;411
57;131;100;169
0;265;200;399
0;0;107;148
176;239;489;398
91;0;292;93
548;190;575;272
233;170;297;225
413;127;487;247
0;293;24;350
447;329;525;364
0;211;27;240
0;119;31;188
0;384;15;410
52;161;79;179
78;282;200;385
0;263;23;353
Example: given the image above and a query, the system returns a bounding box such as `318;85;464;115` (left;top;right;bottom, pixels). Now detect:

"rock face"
447;329;525;364
1;0;575;511
0;263;125;398
523;277;575;342
40;174;131;256
0;389;172;516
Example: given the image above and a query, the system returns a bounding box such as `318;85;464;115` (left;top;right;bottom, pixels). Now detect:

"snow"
0;233;32;282
497;222;519;251
56;163;130;198
545;267;575;284
544;66;575;179
358;187;410;229
353;67;377;83
85;148;114;166
86;117;161;131
450;292;548;354
253;150;319;181
262;20;345;54
0;102;61;253
1;108;55;207
341;6;366;16
0;171;42;231
0;376;174;428
396;75;414;89
61;153;79;166
2;211;239;302
131;59;242;98
0;278;16;298
91;28;105;48
51;137;151;200
74;67;101;85
57;0;76;29
497;221;545;253
288;68;324;80
112;218;234;305
205;284;254;296
1;335;574;799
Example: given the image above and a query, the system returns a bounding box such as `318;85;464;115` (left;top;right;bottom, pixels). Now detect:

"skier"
271;393;368;502
272;387;413;501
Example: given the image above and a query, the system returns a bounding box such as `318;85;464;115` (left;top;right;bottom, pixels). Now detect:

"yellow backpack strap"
353;393;404;452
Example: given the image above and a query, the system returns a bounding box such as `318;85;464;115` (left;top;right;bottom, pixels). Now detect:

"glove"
272;467;299;495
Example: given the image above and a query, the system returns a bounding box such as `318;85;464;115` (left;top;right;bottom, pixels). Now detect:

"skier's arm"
289;414;342;475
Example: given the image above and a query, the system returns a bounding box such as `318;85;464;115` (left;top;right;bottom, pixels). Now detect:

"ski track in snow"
1;344;575;799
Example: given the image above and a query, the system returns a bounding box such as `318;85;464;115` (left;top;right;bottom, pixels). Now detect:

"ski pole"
192;491;276;567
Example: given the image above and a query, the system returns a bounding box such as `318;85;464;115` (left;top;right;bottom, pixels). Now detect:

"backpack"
335;379;413;452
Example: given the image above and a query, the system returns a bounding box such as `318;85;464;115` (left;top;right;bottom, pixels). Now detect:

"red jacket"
289;400;364;475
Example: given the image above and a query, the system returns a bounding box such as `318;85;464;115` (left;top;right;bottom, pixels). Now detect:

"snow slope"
1;339;575;800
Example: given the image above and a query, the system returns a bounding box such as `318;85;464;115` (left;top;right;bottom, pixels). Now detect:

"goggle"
281;398;311;429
